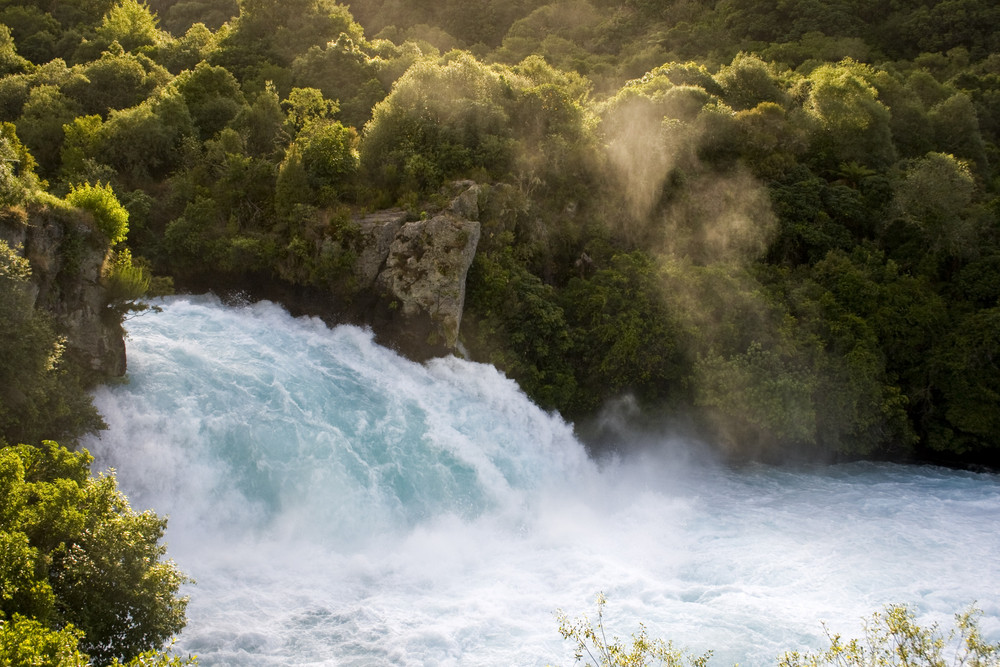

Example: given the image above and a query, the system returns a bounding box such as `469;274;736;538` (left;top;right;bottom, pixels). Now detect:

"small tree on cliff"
65;181;129;246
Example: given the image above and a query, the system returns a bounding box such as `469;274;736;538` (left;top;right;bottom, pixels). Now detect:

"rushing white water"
83;295;1000;667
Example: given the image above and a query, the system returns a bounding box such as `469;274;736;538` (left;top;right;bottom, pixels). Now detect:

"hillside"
0;0;998;466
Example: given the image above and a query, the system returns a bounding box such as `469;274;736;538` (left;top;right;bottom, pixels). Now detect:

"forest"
1;0;999;661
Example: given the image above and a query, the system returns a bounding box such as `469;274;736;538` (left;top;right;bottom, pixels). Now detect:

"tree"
561;252;685;416
715;52;787;111
214;0;365;89
45;0;118;33
805;60;895;169
159;0;237;34
927;93;988;173
465;241;577;412
96;0;164;53
156;21;220;74
290;35;386;128
95;89;194;182
66;51;167;118
296;119;358;200
783;247;943;456
0;123;41;206
0;5;62;64
0;441;191;666
173;61;245;140
892;152;977;260
360;52;516;195
275;144;313;213
282;86;338;135
232;84;285;158
731;102;809;180
0;24;32;76
511;76;599;202
15;84;81;176
60;114;107;183
928;307;1000;456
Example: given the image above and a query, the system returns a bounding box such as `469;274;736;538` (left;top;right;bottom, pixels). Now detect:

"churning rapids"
82;295;1000;666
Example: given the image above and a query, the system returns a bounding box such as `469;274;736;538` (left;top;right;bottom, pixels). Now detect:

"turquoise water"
84;295;1000;666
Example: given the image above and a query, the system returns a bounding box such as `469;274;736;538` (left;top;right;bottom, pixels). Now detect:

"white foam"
83;296;1000;666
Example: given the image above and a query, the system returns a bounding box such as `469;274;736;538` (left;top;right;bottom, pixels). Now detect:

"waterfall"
83;295;1000;666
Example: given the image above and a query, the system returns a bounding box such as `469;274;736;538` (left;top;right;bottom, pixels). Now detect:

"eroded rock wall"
0;205;126;377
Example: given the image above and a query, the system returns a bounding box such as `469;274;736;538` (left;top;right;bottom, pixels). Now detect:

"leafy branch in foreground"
780;605;1000;667
555;593;712;667
555;599;999;667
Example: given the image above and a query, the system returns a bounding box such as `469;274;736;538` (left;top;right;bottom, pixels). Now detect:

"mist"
82;296;1000;665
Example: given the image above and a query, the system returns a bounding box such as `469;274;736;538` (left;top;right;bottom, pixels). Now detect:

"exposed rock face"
352;182;482;354
354;208;407;289
376;212;481;348
0;206;126;377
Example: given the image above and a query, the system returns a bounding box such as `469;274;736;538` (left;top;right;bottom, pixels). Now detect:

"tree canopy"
0;441;191;666
2;0;1000;469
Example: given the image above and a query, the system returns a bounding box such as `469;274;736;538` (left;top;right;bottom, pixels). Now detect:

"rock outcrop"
351;182;482;355
354;208;407;289
152;182;484;361
0;205;126;378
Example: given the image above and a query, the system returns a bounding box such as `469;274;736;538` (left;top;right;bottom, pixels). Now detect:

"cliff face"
0;205;126;378
351;182;482;356
0;182;483;377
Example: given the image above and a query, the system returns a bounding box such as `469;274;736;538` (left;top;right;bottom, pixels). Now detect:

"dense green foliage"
65;181;130;245
0;441;192;666
2;96;182;663
2;0;1000;466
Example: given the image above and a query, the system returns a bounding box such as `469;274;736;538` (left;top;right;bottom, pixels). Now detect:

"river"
82;295;1000;666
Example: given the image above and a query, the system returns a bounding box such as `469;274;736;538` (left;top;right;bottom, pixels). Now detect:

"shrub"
780;605;1000;667
65;181;129;246
0;441;192;665
556;598;1000;667
103;248;151;313
556;593;713;667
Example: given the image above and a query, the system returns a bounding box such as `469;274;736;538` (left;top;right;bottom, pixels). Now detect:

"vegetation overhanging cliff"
0;0;999;468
